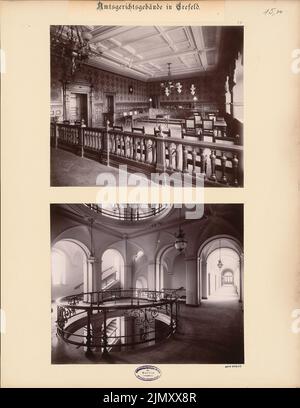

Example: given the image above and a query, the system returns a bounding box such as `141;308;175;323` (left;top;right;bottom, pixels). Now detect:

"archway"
101;248;124;289
51;239;91;301
155;244;178;292
155;243;187;306
198;236;243;303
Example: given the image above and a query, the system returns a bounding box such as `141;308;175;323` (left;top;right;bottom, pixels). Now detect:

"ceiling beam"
154;25;177;52
133;48;198;65
105;25;185;50
90;26;139;43
187;27;207;70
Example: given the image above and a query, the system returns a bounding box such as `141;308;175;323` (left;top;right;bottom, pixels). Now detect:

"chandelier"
217;239;223;269
174;226;187;253
190;84;196;95
160;63;182;96
87;217;98;263
51;25;96;78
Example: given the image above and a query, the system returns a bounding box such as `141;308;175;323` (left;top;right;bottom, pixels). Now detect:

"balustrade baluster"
175;144;180;171
126;136;130;158
80;128;84;157
182;145;189;173
232;154;239;186
209;150;217;182
152;140;157;164
119;135;123;156
123;136;127;157
192;147;197;174
122;135;125;157
114;134;118;155
133;137;137;160
200;148;206;174
220;152;228;184
129;136;134;159
169;144;174;171
140;138;144;162
145;139;150;163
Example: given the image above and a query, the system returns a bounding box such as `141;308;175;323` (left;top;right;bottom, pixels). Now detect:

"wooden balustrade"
51;123;243;186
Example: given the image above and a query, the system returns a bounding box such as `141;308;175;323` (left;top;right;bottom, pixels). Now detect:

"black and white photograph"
50;26;244;187
51;203;244;364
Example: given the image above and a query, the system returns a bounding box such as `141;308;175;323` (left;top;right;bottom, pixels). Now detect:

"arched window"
51;239;89;300
51;249;66;285
101;249;124;288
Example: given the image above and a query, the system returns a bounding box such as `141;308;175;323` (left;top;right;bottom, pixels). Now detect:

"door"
106;94;114;124
69;93;88;124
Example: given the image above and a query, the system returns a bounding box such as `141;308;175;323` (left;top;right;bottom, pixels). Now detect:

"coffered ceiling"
85;25;222;81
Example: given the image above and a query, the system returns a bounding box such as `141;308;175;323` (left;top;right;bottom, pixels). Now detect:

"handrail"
56;289;178;311
52;123;242;153
56;288;178;355
51;122;243;186
85;203;168;221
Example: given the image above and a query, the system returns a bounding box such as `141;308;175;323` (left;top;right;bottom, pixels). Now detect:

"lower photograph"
51;203;244;364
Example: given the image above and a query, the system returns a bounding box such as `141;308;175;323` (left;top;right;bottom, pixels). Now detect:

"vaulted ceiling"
85;26;222;81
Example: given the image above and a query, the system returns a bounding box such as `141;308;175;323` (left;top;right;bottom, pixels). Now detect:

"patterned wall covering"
51;62;148;126
147;74;223;108
51;62;224;125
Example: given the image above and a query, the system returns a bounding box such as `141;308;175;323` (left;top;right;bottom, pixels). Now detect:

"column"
123;263;132;290
123;234;132;290
201;258;208;299
185;257;199;306
147;261;156;291
84;257;99;303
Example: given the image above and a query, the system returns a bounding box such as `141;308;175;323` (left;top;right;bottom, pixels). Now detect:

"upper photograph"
50;26;244;187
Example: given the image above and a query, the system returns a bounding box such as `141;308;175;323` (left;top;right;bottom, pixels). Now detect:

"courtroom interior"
50;25;244;186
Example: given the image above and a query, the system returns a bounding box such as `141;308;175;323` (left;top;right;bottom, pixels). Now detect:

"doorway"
69;93;88;124
105;94;115;125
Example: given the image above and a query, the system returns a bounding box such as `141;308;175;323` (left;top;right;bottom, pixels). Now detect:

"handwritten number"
264;8;283;16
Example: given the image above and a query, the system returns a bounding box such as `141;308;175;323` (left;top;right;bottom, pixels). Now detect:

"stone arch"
197;235;243;302
51;238;91;301
101;248;125;289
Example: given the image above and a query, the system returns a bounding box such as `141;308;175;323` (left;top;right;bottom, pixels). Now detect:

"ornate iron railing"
56;289;179;355
85;203;168;221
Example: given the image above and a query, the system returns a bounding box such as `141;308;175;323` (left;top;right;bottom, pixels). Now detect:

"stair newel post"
105;120;110;166
79;126;84;158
